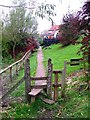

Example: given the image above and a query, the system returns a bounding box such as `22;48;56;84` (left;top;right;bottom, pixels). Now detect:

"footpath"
28;46;46;98
36;46;45;77
35;46;46;85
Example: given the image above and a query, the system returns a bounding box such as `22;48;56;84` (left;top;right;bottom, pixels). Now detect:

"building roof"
47;25;60;35
49;25;60;31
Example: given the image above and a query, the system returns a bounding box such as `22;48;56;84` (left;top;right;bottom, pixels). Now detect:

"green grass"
43;44;83;74
2;98;59;118
2;78;89;119
2;44;89;119
57;80;89;118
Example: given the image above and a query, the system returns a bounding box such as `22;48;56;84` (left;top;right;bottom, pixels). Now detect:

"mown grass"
42;44;83;75
2;44;89;119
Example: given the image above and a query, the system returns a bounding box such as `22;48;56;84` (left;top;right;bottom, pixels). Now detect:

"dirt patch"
38;109;55;118
66;70;86;85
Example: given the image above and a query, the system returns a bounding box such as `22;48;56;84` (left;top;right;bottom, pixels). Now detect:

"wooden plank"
31;77;48;80
70;58;80;66
31;85;47;89
70;58;80;61
28;88;42;96
35;80;47;86
1;77;24;100
29;80;47;102
67;59;84;65
31;81;47;89
42;98;55;104
70;63;80;66
35;80;47;84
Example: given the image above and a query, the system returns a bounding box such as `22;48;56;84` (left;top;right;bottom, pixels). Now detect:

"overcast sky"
0;0;86;33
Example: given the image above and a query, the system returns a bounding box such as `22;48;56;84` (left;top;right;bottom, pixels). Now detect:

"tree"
2;0;38;59
59;12;80;46
79;0;90;80
2;0;56;59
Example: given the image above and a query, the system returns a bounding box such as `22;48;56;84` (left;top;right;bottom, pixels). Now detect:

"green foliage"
36;3;56;26
36;3;56;19
2;0;38;59
2;98;57;118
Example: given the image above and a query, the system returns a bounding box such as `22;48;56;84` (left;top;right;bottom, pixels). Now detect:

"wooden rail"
0;49;31;74
0;50;31;82
0;50;31;102
2;77;24;100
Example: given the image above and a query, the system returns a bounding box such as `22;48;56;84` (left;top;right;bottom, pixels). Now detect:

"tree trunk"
13;44;16;59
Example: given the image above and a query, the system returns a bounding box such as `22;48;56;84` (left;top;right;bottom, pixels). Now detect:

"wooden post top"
53;70;62;74
48;58;51;61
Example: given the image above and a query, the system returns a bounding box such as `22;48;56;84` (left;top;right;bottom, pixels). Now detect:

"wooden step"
42;98;55;104
31;84;47;89
35;80;47;85
28;88;42;96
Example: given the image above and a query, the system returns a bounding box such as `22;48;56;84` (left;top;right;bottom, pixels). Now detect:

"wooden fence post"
24;58;31;103
10;67;12;82
47;58;53;99
53;72;58;101
61;61;67;98
16;63;18;76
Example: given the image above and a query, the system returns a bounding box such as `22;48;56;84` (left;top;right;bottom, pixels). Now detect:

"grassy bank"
42;44;83;75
